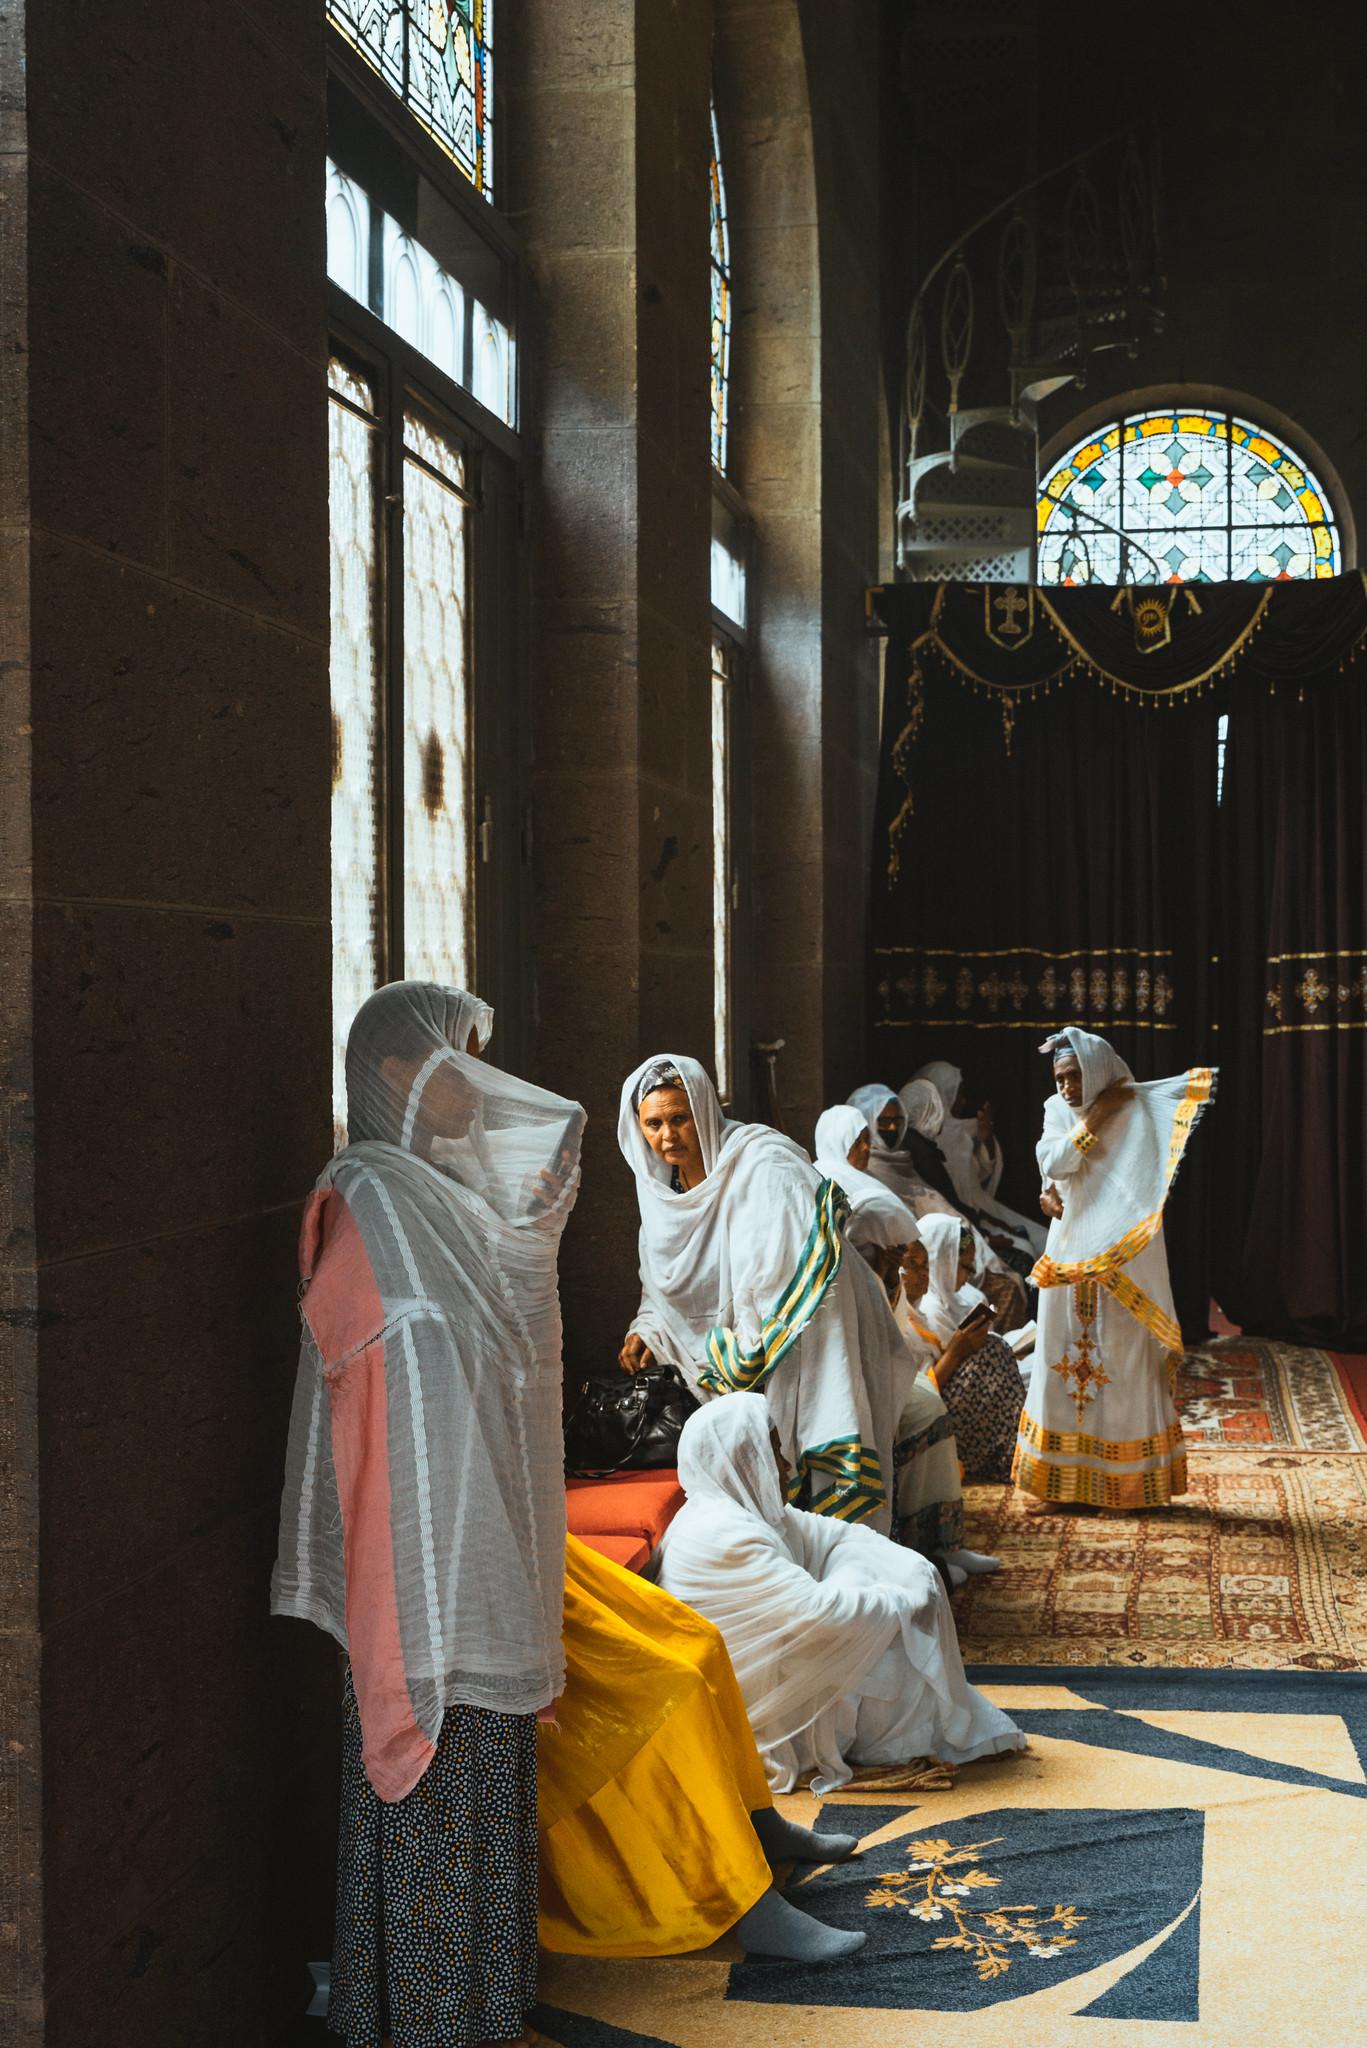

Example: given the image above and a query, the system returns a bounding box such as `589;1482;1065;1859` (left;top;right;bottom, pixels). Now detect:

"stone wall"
2;1;338;2039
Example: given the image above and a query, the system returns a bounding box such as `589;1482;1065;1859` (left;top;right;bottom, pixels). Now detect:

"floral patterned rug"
536;1666;1367;2046
955;1339;1367;1671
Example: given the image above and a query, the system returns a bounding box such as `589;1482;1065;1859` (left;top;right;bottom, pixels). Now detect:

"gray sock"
733;1887;867;1963
751;1806;861;1864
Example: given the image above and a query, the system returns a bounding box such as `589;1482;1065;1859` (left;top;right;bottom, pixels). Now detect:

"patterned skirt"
328;1667;539;2048
942;1334;1025;1484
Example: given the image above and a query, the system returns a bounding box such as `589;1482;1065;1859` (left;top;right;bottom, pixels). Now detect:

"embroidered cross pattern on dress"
1052;1281;1111;1424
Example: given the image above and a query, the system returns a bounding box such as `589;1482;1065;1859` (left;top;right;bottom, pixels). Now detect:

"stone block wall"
2;2;338;2040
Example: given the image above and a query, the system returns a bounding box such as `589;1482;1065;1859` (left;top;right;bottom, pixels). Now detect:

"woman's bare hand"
1040;1184;1064;1220
1087;1081;1133;1130
617;1332;655;1376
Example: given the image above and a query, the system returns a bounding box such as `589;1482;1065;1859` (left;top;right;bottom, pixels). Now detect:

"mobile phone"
957;1301;993;1331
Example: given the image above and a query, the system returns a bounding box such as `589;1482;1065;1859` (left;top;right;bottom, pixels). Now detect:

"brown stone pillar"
1;4;338;2040
506;0;716;1359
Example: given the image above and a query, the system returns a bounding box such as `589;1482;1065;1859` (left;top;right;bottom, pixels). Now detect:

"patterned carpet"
955;1338;1367;1671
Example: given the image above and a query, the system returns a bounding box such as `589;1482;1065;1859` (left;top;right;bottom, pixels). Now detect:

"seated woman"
855;1081;1029;1328
616;1055;912;1536
656;1396;1025;1794
898;1215;1025;1486
812;1102;921;1303
810;1103;995;1582
908;1061;1046;1258
540;1533;865;1965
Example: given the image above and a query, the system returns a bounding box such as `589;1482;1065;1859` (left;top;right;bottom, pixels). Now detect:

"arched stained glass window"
710;99;732;473
1038;407;1342;585
329;0;495;200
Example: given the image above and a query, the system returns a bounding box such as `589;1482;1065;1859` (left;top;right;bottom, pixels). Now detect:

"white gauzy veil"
814;1104;920;1252
273;980;585;1803
675;1393;788;1527
916;1212;987;1341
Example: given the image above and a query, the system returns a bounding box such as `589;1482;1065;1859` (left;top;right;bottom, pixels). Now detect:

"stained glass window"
1038;407;1341;585
402;411;473;991
710;100;732;474
712;636;734;1101
328;0;495;200
328;359;385;1146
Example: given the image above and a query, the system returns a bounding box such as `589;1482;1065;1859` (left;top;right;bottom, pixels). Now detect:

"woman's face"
876;1103;901;1148
637;1086;705;1187
900;1239;929;1300
846;1131;872;1173
1055;1053;1083;1108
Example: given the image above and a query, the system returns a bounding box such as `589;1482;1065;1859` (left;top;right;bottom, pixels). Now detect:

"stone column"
506;0;715;1359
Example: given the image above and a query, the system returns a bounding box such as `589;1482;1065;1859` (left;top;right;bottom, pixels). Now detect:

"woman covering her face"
616;1055;915;1536
1018;1026;1216;1508
272;981;586;2048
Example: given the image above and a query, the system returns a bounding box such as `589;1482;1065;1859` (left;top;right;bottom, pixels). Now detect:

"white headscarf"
1036;1027;1216;1275
273;982;584;1801
911;1058;983;1190
915;1212;989;1343
814;1105;921;1254
659;1394;1024;1792
619;1053;827;1390
849;1083;907;1154
900;1077;945;1138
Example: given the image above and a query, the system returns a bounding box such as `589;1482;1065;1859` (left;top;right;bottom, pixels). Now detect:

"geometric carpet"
536;1666;1367;2047
954;1340;1367;1671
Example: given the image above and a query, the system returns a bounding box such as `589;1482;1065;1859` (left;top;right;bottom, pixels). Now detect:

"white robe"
909;1062;1047;1256
621;1057;918;1533
1016;1029;1215;1508
656;1394;1025;1793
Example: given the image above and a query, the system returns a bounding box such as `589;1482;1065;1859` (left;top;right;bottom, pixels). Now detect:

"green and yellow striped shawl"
697;1176;885;1524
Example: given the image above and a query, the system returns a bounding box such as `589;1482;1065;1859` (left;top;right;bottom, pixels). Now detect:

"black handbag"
564;1362;698;1478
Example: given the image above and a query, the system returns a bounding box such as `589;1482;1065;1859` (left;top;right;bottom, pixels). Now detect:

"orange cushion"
576;1531;651;1573
564;1468;685;1550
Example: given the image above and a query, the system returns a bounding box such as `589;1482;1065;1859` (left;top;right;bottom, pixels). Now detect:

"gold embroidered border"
1012;1442;1189;1508
1069;1120;1098;1156
1098;1268;1185;1354
875;945;1176;961
1030;1067;1216;1291
1017;1410;1187;1463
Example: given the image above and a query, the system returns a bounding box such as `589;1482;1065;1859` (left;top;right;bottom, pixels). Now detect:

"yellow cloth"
538;1534;774;1957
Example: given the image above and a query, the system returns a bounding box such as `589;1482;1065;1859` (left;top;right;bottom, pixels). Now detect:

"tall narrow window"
402;411;473;988
328;0;496;200
709;99;732;474
328;358;386;1145
1038;405;1343;585
711;636;734;1100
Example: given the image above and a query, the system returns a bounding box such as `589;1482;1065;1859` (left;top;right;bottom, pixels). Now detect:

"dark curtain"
1215;665;1367;1345
869;577;1367;1345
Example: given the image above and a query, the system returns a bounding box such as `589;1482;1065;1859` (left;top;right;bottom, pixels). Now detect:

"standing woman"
272;983;584;2048
1016;1027;1216;1509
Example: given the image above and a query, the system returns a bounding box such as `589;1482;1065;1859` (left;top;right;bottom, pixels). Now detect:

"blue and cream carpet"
537;1341;1367;2045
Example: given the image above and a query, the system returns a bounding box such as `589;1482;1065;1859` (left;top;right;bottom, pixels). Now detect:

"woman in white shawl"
272;982;584;2048
813;1102;921;1300
656;1395;1025;1794
856;1081;1029;1331
618;1055;911;1531
1017;1027;1216;1508
900;1215;1025;1484
909;1060;1046;1257
811;1104;994;1580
